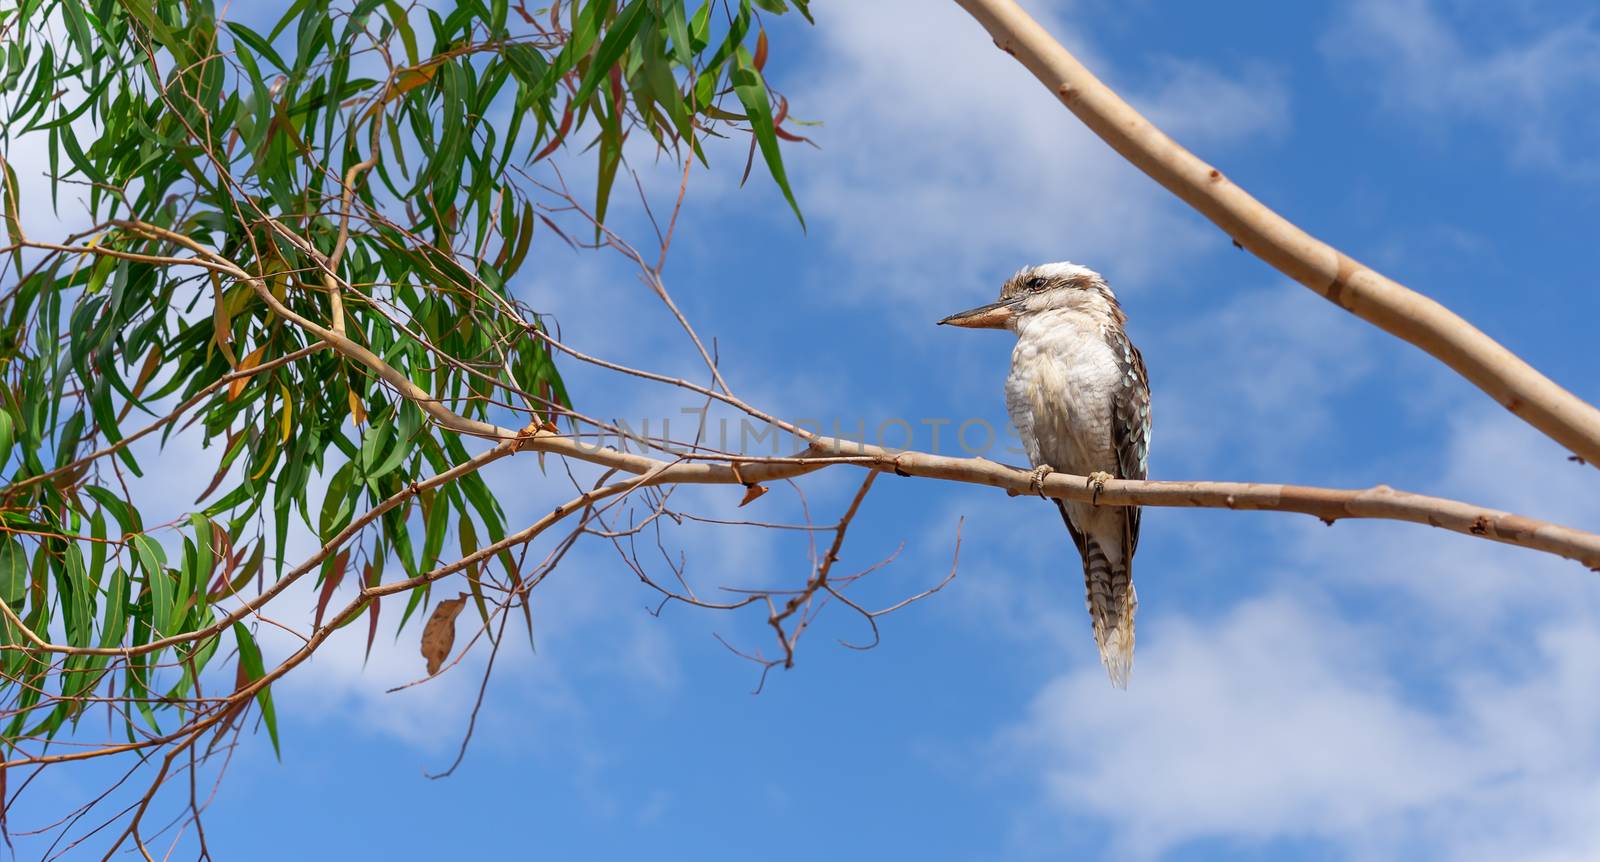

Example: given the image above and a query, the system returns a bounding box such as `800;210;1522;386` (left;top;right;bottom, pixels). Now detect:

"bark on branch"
517;434;1600;570
951;0;1600;466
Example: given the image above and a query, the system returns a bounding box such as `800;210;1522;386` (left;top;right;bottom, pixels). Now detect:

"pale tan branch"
72;223;1600;581
514;434;1600;569
321;109;385;337
7;433;1595;768
536;172;734;395
951;0;1600;466
526;327;811;439
766;471;879;668
830;520;963;652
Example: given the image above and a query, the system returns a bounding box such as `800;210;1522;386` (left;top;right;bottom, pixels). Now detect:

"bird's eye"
1027;276;1047;291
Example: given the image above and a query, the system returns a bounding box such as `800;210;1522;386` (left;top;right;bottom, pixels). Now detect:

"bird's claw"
1087;471;1114;505
1028;465;1055;498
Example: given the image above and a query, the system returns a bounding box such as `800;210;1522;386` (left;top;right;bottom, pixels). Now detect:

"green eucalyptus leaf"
232;622;281;756
730;46;803;226
0;535;28;608
0;410;13;477
572;0;650;108
0;0;814;765
131;535;175;638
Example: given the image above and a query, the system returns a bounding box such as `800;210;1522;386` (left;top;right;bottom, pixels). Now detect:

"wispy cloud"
1324;0;1600;178
1153;282;1379;476
1000;592;1600;861
1139;59;1290;148
990;401;1600;860
785;0;1291;314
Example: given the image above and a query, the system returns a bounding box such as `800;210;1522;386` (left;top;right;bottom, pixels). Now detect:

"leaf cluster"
0;0;810;752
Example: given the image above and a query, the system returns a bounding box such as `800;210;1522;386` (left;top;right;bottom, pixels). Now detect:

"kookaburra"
939;263;1151;688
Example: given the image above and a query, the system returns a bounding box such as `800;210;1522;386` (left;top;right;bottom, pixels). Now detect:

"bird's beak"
938;298;1021;329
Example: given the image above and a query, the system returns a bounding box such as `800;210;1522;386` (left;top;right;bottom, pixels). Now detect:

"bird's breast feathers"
1005;318;1127;471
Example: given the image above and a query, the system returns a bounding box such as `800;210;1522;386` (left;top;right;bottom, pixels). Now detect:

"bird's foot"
1087;471;1115;505
1028;464;1056;498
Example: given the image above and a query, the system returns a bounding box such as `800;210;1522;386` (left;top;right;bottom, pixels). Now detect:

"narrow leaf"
231;622;281;756
730;46;803;227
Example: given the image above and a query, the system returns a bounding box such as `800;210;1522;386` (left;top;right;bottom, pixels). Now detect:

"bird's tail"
1082;537;1137;689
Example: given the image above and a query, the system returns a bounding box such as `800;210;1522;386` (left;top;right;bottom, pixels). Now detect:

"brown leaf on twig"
420;593;468;676
363;561;382;662
533;100;575;163
739;483;769;507
227;344;266;400
313;549;350;629
207;659;253;755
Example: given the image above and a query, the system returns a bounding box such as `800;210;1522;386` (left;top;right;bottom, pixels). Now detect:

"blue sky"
12;0;1600;859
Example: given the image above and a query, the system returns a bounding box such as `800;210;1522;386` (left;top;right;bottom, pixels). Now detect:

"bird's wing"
1107;327;1152;555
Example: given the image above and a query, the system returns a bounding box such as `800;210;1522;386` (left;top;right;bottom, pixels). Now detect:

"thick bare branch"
517;435;1600;569
951;0;1600;466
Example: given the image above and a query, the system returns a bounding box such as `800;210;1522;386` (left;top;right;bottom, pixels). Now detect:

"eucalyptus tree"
0;0;812;850
5;0;1600;855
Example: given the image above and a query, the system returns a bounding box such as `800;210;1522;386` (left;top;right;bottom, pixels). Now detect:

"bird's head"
937;262;1123;331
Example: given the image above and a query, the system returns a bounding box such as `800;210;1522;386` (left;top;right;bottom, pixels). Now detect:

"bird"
939;262;1151;688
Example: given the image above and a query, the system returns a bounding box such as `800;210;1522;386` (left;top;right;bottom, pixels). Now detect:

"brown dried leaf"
420;593;468;676
608;63;624;108
313;548;350;629
772;96;814;145
211;272;238;369
207;659;252;755
738;483;769;507
227;344;267;400
533;100;575;163
195;428;243;504
127;344;164;399
363;61;442;121
205;527;235;594
538;214;576;249
365;589;381;662
347;386;368;427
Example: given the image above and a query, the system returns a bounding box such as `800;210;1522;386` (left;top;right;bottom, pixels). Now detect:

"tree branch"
62;222;1600;575
951;0;1600;466
514;435;1600;569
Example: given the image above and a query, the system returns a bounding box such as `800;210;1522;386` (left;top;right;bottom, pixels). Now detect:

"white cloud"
1287;405;1600;636
1140;59;1290;148
992;400;1600;860
1325;0;1600;177
788;0;1291;314
1154;282;1379;475
1001;592;1600;861
1003;595;1458;858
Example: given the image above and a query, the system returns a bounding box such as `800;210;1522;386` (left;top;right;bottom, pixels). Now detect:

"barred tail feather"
1082;538;1137;689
